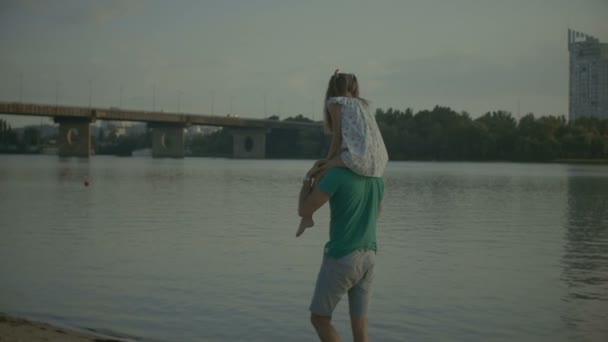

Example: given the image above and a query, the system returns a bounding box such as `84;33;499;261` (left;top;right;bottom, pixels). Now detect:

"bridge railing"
0;102;91;118
0;101;324;129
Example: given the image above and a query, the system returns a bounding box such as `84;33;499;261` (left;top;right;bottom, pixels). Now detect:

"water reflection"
562;167;608;339
56;157;91;184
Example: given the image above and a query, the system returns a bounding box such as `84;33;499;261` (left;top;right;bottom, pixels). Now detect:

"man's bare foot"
296;217;314;237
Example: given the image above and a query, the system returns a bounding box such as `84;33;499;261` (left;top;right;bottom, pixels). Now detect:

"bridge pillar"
149;123;186;158
54;117;92;158
231;128;268;159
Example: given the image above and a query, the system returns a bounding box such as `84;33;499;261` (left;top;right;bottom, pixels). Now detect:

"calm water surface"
0;155;607;341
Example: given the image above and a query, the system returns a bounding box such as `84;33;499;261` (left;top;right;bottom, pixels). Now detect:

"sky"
1;0;607;127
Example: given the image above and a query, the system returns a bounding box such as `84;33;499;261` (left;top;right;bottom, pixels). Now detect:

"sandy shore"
0;313;125;342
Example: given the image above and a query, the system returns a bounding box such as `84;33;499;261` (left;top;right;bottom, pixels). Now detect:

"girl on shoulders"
297;70;388;237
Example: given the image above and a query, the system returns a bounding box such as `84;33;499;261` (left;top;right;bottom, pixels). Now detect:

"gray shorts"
309;250;376;317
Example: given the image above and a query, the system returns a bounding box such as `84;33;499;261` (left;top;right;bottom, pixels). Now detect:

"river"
0;155;606;341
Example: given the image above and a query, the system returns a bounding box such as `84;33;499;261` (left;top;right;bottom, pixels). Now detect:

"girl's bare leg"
296;216;314;237
296;164;324;237
296;164;333;238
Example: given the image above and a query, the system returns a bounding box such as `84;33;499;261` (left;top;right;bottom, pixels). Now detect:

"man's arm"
298;179;330;218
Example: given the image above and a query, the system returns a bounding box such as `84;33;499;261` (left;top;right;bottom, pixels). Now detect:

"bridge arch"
231;128;267;159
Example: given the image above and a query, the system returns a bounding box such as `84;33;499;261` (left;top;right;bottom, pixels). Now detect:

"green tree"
475;111;517;160
98;128;105;143
373;106;608;162
22;127;41;146
187;128;232;157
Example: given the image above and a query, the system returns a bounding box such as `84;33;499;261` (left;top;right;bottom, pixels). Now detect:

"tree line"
190;107;607;162
0;119;17;146
375;106;608;161
3;107;608;161
186;114;329;158
0;118;42;152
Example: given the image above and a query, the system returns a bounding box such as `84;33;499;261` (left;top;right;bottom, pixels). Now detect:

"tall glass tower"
568;29;608;121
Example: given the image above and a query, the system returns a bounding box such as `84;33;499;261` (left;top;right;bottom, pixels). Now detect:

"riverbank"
553;158;608;165
0;313;126;342
3;151;608;165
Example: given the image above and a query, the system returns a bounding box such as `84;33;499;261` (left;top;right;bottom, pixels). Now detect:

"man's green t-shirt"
318;168;385;258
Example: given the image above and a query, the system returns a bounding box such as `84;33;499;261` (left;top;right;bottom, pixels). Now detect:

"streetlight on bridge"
178;90;183;113
88;80;93;108
19;72;24;102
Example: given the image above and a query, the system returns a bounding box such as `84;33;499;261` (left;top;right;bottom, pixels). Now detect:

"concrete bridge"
0;102;323;158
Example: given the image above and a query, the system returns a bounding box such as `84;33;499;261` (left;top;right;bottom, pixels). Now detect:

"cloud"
0;0;50;14
372;50;566;99
287;72;309;93
87;0;143;24
59;0;144;26
0;0;143;25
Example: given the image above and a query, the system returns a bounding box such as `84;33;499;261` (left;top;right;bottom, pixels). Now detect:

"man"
298;162;384;342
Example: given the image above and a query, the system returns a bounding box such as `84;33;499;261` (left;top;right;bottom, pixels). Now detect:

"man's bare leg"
350;316;368;342
310;314;341;342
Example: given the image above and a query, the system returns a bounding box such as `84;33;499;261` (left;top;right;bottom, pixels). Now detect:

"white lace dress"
327;96;388;177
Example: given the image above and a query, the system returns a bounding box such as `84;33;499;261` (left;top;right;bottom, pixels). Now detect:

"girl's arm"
307;103;344;178
326;103;342;160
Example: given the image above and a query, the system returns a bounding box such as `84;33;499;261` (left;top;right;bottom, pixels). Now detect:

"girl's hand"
308;160;335;180
306;160;324;178
307;156;345;180
318;157;344;172
313;159;328;169
306;159;327;178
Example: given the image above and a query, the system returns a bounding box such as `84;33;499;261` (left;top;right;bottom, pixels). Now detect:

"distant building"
568;29;608;121
187;126;220;136
101;121;127;138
